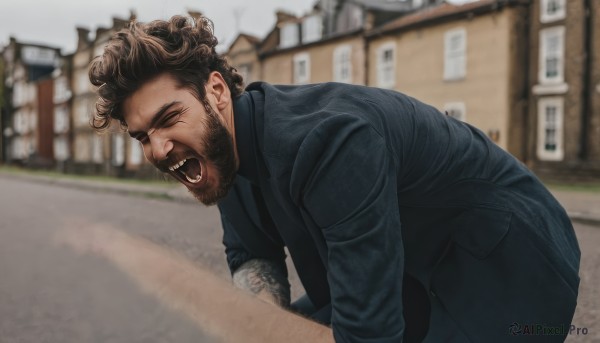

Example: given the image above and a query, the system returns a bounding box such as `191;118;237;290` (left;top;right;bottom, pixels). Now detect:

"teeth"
168;158;186;172
185;173;202;184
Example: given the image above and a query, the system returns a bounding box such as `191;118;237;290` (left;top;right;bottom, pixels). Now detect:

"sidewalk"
1;170;599;226
0;170;197;204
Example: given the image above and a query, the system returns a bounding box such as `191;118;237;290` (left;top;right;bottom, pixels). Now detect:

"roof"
226;32;262;53
350;0;416;12
368;0;523;36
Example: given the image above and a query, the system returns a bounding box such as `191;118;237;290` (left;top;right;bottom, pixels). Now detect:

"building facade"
527;0;600;180
52;54;73;171
1;38;60;166
367;0;529;158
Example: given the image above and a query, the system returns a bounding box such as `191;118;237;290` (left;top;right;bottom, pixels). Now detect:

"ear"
205;71;231;111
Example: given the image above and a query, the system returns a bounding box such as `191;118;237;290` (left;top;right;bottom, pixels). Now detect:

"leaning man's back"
220;81;580;342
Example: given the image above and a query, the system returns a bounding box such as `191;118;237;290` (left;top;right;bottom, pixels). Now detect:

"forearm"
232;258;291;308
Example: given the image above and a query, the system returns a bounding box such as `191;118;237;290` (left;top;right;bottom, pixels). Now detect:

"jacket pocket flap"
452;207;512;259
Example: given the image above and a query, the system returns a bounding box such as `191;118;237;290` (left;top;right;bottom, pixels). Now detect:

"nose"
148;130;173;163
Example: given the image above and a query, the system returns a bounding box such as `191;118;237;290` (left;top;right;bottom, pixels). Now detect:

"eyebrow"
128;101;181;139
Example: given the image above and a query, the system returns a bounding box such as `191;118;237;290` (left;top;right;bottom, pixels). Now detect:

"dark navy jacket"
217;82;580;342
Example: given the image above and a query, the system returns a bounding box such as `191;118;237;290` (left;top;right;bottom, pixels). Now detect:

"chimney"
129;9;137;22
275;10;296;24
188;10;203;21
76;27;90;50
112;17;129;31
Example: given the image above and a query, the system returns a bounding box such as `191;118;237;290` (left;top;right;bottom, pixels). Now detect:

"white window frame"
444;28;467;81
54;104;69;133
92;134;103;164
238;63;252;84
539;26;565;85
112;133;125;166
537;97;564;161
333;45;352;83
54;136;69;161
128;138;144;166
541;0;566;23
377;42;396;89
280;23;299;49
302;15;322;44
444;102;467;122
293;52;310;85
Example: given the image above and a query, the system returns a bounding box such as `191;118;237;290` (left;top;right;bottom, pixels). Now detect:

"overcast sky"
0;0;473;55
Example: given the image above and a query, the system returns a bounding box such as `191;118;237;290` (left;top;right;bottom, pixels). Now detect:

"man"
89;15;580;342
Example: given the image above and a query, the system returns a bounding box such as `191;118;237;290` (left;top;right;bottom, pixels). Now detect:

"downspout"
579;0;592;161
520;1;531;163
364;31;370;86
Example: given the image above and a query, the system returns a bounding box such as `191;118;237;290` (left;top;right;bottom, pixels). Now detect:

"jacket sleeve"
293;116;405;342
218;177;288;276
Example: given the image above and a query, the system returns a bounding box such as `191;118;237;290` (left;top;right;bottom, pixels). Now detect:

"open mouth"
168;157;204;185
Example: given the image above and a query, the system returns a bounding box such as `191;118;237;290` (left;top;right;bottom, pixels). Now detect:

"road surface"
0;175;597;342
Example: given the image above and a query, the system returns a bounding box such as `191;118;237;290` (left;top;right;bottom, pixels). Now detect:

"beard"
190;100;238;206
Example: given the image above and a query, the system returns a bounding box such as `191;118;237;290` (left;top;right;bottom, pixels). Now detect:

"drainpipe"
579;0;592;161
520;2;531;164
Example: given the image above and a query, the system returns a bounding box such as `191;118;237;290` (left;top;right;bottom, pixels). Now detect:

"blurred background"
0;0;599;342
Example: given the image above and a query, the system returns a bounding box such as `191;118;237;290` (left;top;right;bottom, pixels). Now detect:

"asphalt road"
0;175;598;342
0;176;227;342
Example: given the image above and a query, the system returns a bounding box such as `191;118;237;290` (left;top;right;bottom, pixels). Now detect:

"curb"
567;212;600;227
2;171;600;226
0;171;197;204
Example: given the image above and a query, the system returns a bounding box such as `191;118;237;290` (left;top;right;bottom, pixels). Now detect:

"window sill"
443;76;466;82
532;83;569;95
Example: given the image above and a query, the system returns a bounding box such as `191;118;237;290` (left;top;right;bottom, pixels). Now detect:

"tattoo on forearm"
232;259;291;308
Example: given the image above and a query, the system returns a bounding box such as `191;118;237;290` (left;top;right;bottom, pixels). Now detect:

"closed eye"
159;107;187;128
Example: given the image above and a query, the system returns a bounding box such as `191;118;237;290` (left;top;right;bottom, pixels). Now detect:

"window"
28;110;37;133
112;133;125;166
54;104;69;133
53;76;71;103
541;0;566;23
238;64;252;84
377;42;396;89
537;97;564;161
333;45;352;83
413;0;424;8
444;102;466;122
539;26;565;84
92;134;103;164
54;136;69;161
302;15;322;44
128;138;144;166
293;53;310;85
280;23;299;48
75;98;91;126
76;71;90;94
444;28;466;81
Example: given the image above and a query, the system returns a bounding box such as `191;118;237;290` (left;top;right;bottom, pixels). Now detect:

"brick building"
1;38;60;166
527;0;600;181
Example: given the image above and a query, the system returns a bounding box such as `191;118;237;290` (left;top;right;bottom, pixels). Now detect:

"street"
0;175;598;342
0;176;223;342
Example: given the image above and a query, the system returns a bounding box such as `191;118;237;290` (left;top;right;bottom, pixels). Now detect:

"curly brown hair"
89;15;244;131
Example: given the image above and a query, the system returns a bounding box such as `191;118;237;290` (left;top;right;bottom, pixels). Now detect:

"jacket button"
430;290;437;298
